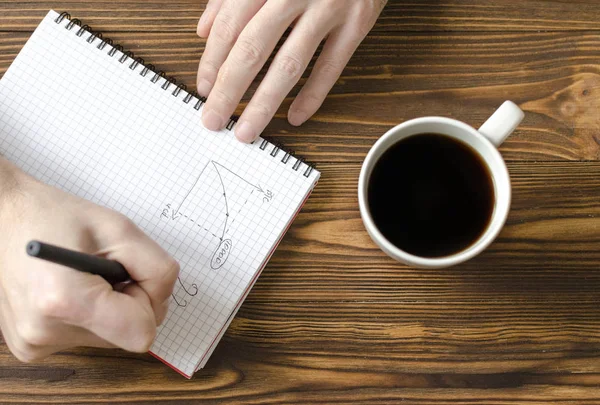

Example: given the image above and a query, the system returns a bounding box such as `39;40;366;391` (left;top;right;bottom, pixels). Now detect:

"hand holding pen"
0;159;179;362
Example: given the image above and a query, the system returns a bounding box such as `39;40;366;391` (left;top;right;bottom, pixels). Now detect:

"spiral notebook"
0;10;319;378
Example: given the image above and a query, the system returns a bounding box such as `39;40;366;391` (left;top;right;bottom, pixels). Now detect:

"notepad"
0;10;319;378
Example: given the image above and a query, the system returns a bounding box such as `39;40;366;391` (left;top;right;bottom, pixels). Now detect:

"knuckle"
275;54;305;80
210;83;237;107
151;262;180;304
235;38;265;67
199;57;219;76
301;91;324;107
36;290;71;319
112;215;138;237
215;63;231;86
34;273;73;320
157;301;170;326
318;56;343;78
166;257;180;281
132;324;156;353
158;257;180;294
15;319;49;347
213;17;240;47
165;255;180;274
251;101;273;121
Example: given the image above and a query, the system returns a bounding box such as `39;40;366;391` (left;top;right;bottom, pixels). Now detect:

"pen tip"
26;240;41;256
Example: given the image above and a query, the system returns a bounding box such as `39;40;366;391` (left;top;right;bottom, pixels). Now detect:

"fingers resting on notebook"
196;0;387;143
0;158;179;362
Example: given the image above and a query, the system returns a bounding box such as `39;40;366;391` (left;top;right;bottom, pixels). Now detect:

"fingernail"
203;109;224;131
235;121;257;143
196;78;212;96
289;109;308;127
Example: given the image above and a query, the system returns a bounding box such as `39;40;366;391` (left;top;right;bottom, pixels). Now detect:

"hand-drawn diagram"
160;160;274;307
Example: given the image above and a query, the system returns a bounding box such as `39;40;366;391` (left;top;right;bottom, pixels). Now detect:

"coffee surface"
368;133;495;258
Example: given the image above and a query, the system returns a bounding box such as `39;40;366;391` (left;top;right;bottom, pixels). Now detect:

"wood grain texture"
250;162;600;300
1;30;599;161
0;1;599;404
2;1;600;33
0;163;596;404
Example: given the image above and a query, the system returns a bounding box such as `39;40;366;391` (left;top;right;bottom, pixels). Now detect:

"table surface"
1;1;599;403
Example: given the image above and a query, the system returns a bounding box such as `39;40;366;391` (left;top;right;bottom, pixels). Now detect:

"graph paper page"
0;10;319;377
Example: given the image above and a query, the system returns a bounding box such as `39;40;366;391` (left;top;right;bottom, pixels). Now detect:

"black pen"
26;240;130;284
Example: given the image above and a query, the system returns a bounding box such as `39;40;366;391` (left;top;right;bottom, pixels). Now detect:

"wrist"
0;157;28;265
0;157;28;216
0;155;20;187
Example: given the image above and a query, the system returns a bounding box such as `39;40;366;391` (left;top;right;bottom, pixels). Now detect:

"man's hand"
196;0;387;142
0;158;179;362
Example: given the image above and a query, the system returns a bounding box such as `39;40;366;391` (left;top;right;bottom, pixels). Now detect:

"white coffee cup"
358;101;525;268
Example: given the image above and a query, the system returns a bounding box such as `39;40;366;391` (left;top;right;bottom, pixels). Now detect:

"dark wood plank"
2;1;600;33
2;31;600;162
0;162;597;404
2;342;600;404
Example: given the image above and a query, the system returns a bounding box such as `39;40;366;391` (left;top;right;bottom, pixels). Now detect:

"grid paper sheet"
0;10;319;378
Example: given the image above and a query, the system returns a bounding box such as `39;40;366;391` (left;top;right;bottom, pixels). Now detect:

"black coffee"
368;133;495;258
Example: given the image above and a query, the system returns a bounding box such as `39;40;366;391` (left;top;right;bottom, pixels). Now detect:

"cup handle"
478;101;525;147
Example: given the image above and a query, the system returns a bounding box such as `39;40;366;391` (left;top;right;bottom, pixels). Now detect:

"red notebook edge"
194;179;319;372
148;350;192;379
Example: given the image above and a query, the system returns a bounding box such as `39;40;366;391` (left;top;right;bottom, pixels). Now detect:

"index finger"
201;1;303;132
114;236;179;314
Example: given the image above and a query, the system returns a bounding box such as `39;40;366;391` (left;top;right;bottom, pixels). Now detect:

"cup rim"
358;116;511;269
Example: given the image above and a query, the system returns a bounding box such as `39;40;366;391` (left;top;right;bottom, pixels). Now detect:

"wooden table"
1;1;599;403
